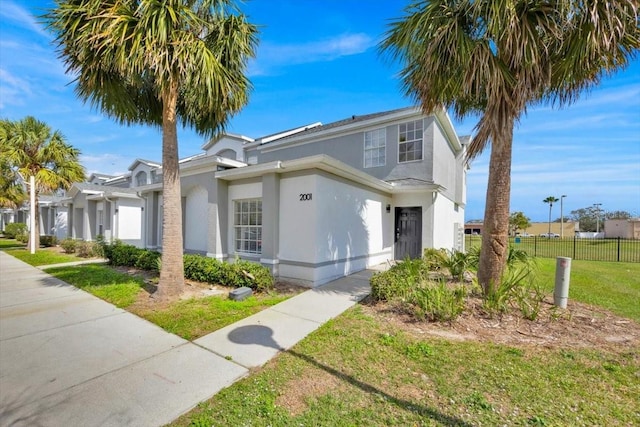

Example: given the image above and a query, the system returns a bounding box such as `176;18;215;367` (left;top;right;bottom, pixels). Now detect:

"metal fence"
465;235;640;263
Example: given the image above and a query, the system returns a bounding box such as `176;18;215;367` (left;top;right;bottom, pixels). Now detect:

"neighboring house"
63;106;470;287
605;218;640;239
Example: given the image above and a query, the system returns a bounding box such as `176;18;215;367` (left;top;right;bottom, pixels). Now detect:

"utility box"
554;257;571;309
229;286;252;301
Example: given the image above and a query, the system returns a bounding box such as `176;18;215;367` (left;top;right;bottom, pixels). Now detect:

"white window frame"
234;199;262;255
398;119;424;163
364;128;386;168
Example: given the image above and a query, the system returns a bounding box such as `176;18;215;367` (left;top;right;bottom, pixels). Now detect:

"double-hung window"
234;199;262;254
364;128;386;168
398;120;423;162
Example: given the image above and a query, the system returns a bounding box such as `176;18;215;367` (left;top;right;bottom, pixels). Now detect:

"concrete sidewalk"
0;251;377;426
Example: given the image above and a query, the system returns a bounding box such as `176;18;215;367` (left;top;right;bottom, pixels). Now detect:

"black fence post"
573;236;577;260
534;235;537;257
618;236;621;262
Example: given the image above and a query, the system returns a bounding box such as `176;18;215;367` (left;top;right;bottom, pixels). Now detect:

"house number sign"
299;193;313;201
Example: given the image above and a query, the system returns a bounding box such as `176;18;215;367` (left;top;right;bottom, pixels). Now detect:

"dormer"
128;158;162;187
202;133;254;161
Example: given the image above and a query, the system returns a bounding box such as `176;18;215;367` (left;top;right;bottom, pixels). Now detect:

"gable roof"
128;158;162;171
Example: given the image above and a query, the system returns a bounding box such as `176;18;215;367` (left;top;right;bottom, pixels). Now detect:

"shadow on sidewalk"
228;324;472;427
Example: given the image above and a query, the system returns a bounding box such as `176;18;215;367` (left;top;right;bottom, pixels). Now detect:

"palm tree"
45;0;258;300
0;117;85;248
543;196;559;237
381;0;639;294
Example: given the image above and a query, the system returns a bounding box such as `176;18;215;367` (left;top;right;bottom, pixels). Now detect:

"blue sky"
1;0;638;222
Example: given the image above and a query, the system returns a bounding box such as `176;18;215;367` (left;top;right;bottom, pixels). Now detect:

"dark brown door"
394;207;422;259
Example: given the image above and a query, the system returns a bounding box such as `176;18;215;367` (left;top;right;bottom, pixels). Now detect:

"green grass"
47;264;292;339
466;235;640;262
47;264;144;308
137;294;290;340
0;238;26;249
6;247;86;266
170;307;640;427
534;258;640;322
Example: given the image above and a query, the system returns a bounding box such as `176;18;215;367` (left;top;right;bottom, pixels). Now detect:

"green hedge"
4;223;27;239
104;243;273;291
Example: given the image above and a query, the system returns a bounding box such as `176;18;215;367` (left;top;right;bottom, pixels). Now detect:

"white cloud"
0;68;32;108
0;1;50;39
250;33;375;75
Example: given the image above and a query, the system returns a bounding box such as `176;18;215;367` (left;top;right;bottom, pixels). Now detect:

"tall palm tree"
0;117;85;248
381;0;639;294
543;196;559;237
45;0;258;300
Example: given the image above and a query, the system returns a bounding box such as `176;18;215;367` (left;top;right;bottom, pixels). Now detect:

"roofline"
201;133;255;151
215;154;446;195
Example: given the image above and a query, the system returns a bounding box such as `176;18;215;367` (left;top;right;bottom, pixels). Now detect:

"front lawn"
5;247;88;266
47;264;295;340
171;307;639;426
0;238;26;250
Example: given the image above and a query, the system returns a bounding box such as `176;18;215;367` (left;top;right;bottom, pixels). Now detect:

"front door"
395;207;422;259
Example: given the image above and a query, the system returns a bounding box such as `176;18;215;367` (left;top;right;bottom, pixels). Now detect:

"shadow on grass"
228;324;472;426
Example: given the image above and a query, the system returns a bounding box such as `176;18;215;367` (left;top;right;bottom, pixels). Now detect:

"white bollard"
554;257;571;309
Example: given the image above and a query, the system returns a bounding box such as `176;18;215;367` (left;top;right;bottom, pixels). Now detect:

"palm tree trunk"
477;120;514;295
156;80;185;300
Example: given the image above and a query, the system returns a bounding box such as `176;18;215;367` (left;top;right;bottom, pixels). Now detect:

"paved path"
0;251;377;426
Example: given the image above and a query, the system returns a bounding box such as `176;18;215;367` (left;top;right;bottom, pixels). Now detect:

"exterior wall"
277;171;393;286
431;194;465;251
115;198;143;246
431;119;459;202
183;185;208;253
605;219;640;239
204;136;244;160
255;115;437;184
524;222;577;237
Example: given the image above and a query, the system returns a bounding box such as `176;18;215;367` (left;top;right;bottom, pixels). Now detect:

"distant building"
605;218;640;239
465;222;577;238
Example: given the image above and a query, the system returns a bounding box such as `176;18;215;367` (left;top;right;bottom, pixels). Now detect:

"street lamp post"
560;195;567;238
593;203;602;234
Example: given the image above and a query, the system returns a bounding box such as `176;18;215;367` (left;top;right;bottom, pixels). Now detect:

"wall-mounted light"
386;204;391;213
115;208;119;214
141;207;144;211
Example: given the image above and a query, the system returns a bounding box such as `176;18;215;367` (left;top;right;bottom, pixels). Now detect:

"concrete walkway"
0;251;378;426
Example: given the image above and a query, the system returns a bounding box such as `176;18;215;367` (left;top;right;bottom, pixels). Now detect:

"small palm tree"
543;196;559;237
45;0;258;300
0;117;85;248
381;0;639;294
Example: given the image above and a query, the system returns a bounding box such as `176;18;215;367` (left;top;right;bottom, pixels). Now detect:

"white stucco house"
61;106;470;287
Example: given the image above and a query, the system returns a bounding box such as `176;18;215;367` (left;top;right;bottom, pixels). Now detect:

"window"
398;119;423;162
364;128;386;168
234;199;262;254
135;171;148;186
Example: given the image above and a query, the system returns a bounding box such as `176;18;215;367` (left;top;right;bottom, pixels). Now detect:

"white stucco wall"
116;198;143;244
184;185;208;252
278;172;393;286
431;195;465;250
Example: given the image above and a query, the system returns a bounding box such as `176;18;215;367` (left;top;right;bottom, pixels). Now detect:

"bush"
370;258;428;301
442;250;472;281
60;238;77;254
76;241;97;258
4;223;27;239
183;255;274;291
107;242;140;266
135;250;161;271
15;232;28;243
40;235;58;247
409;280;467;322
423;248;448;271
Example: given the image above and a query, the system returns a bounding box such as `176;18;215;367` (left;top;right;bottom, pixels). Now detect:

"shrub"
370;258;428;301
442;250;472;281
107;242;140;266
183;255;274;291
409;280;467;322
423;248;448;271
135;250;161;271
40;235;58;247
76;241;97;258
15;232;28;243
4;223;27;239
60;238;77;254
